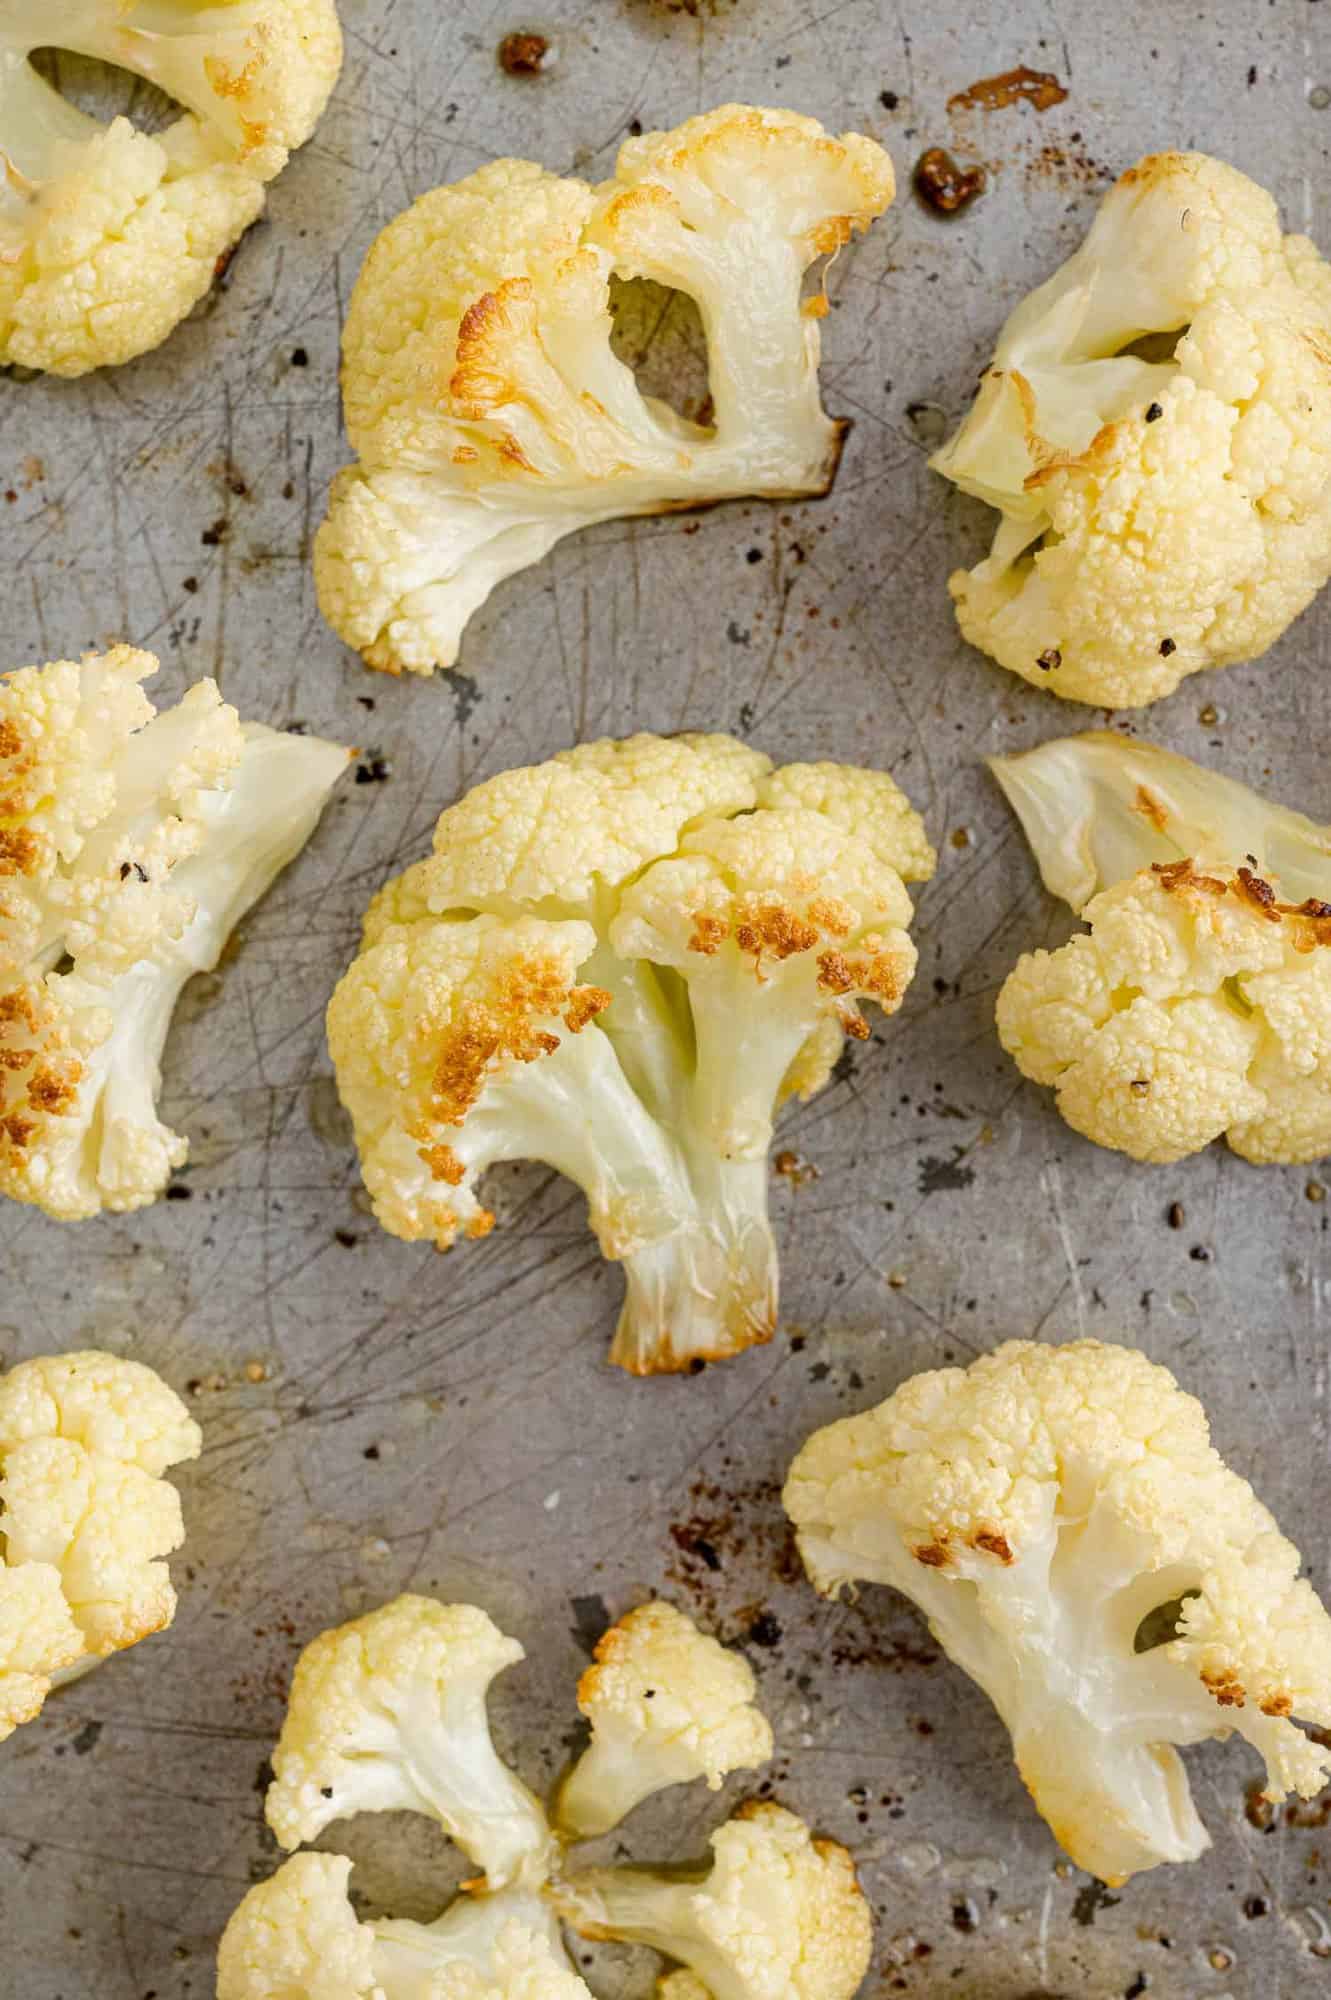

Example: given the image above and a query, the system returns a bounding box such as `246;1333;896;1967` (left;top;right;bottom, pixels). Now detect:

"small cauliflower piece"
266;1595;555;1891
315;106;893;675
328;733;932;1373
932;152;1331;706
991;730;1331;1163
219;1854;593;2000
0;0;342;375
0;1348;200;1740
0;646;348;1218
555;1799;872;2000
785;1339;1331;1885
554;1601;773;1839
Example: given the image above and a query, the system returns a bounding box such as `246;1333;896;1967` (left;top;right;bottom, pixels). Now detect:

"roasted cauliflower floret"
555;1601;773;1839
222;1592;859;2000
786;1338;1331;1885
555;1799;873;2000
991;729;1331;1163
315;105;894;675
932;151;1331;706
0;1348;200;1740
0;645;347;1218
0;0;342;376
327;732;932;1373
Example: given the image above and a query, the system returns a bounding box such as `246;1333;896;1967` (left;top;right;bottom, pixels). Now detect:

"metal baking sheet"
2;2;1330;1994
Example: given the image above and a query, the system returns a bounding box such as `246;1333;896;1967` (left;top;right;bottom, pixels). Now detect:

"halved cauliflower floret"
991;729;1331;1163
554;1600;773;1839
932;151;1331;706
221;1592;860;2000
0;1348;200;1740
785;1338;1331;1885
0;0;342;375
315;105;894;675
327;732;932;1373
554;1799;873;2000
0;645;348;1218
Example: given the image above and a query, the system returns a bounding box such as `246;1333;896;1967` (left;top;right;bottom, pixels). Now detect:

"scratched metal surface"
2;2;1331;1996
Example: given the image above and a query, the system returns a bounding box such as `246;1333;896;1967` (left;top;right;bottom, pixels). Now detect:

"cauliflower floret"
0;0;342;375
219;1854;593;2000
0;646;348;1218
266;1596;555;1890
327;733;930;1373
992;729;1331;1163
0;1348;200;1739
932;151;1331;706
785;1339;1331;1885
554;1601;773;1839
315;106;893;675
555;1799;872;2000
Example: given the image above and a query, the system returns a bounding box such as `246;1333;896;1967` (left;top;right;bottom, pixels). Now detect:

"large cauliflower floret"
991;729;1331;1163
785;1339;1331;1885
554;1600;773;1839
0;645;348;1219
327;732;932;1373
0;0;342;375
555;1799;873;2000
315;105;894;675
222;1593;864;2000
0;1348;200;1741
932;151;1331;706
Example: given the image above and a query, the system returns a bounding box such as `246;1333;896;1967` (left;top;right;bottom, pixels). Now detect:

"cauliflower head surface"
327;731;932;1372
0;0;342;375
555;1599;773;1839
0;1348;200;1740
932;151;1331;706
0;645;347;1218
992;730;1331;1163
785;1338;1331;1884
315;105;894;675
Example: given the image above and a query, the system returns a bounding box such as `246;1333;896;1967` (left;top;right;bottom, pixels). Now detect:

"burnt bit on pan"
914;147;986;215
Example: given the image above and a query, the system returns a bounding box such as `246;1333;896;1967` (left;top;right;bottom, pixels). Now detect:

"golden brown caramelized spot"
497;434;537;472
1260;1692;1294;1719
465;1210;496;1240
202;47;266;102
1134;785;1168;834
1201;1667;1247;1709
913;1541;952;1569
809;215;855;257
1;1112;33;1147
838;1005;871;1040
1234;866;1281;922
687;912;729;956
971;1528;1014;1564
817;947;907;1006
734;901;822;970
451;445;480;466
427;956;580;1125
563;985;612;1033
25;1065;78;1115
805;895;855;937
0;1047;30;1071
0;828;38;875
419;1142;466;1186
0;720;23;759
0;990;38;1031
1151;857;1228;897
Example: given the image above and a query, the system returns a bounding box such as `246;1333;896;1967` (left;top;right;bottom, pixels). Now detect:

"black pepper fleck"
1145;402;1163;422
1159;637;1177;656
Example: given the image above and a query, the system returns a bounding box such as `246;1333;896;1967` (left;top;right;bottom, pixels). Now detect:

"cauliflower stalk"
315;106;895;675
786;1338;1331;1885
992;729;1331;1163
219;1593;870;2000
0;0;342;376
0;645;348;1218
0;1348;200;1740
326;732;932;1373
932;151;1331;706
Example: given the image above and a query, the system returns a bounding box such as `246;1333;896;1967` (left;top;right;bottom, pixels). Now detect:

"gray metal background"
2;2;1330;1995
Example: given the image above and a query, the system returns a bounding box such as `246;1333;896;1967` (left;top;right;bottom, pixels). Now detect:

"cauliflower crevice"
0;1348;200;1740
0;645;348;1218
314;106;894;675
932;151;1331;706
327;735;932;1373
785;1339;1331;1885
0;0;342;375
